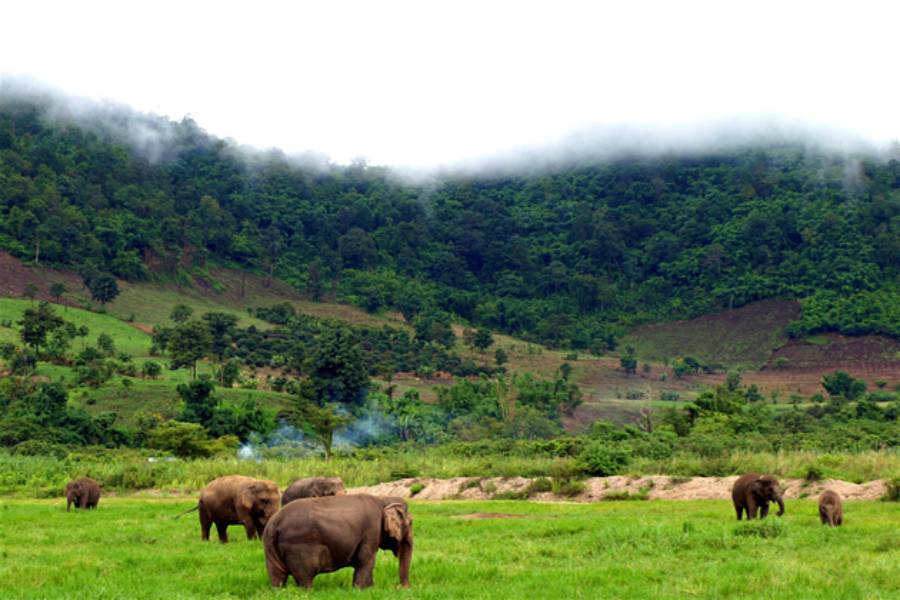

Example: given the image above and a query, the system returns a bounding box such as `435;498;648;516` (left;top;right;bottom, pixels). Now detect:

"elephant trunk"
775;495;785;516
397;538;413;588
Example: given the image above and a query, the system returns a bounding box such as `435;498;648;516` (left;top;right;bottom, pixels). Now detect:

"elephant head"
381;502;414;587
319;478;346;496
240;480;281;526
751;476;784;516
65;481;84;512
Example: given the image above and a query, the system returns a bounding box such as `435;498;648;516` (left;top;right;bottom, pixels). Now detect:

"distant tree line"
1;97;898;351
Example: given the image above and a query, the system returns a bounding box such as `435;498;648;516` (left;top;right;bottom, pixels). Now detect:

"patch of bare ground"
623;299;800;368
349;476;887;502
0;251;83;305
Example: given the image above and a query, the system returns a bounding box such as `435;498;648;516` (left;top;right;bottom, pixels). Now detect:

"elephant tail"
173;504;200;520
263;521;289;586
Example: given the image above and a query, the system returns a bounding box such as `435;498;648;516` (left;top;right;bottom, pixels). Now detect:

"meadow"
1;497;898;599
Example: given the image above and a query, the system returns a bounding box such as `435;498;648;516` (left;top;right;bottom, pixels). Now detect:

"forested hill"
1;95;898;350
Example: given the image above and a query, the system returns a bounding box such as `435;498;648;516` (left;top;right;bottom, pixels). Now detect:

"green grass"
0;498;897;598
0;298;152;358
69;377;293;425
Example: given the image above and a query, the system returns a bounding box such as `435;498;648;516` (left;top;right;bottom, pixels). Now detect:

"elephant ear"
383;503;409;543
240;486;256;511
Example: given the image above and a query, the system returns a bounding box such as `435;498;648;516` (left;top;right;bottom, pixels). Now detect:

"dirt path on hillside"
350;475;888;502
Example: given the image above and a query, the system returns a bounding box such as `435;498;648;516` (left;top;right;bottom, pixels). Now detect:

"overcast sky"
2;1;898;167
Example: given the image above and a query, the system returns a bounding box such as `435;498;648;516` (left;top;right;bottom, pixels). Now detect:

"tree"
473;329;494;352
286;396;352;460
413;312;456;347
338;227;377;269
170;304;194;323
49;282;66;305
821;371;867;401
495;348;508;368
23;283;38;303
147;421;213;458
97;333;116;357
307;260;324;301
168;321;212;379
142;360;162;379
18;302;64;353
202;312;239;383
218;360;241;388
178;377;218;427
620;346;637;376
306;327;369;406
85;273;119;305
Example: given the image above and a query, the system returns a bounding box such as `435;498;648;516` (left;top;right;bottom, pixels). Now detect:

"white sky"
2;0;898;167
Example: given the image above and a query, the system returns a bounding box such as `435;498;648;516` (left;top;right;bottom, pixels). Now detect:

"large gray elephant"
193;475;280;543
263;494;413;588
731;473;785;520
281;477;345;506
65;477;101;511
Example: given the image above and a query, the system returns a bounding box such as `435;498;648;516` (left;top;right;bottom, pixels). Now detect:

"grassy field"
0;298;152;359
1;498;898;599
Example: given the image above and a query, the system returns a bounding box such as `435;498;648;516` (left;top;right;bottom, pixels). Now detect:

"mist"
2;76;894;183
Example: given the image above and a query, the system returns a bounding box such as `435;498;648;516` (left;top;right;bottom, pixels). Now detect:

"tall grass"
2;446;898;498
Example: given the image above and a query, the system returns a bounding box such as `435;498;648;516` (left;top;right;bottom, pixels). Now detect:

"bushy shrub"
553;479;586;497
578;442;629;476
12;439;68;459
142;361;162;379
883;479;900;502
525;477;553;496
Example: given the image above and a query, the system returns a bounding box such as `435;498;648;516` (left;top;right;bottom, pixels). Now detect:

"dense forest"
1;93;898;351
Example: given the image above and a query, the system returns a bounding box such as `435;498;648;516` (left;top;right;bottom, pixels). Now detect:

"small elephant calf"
65;477;101;511
818;489;843;527
731;473;785;520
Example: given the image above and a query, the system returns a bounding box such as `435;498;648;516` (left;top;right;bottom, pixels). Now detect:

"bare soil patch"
624;299;800;367
349;476;887;502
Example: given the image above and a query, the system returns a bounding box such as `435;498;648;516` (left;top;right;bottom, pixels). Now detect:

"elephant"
281;477;346;506
195;475;280;543
65;477;101;511
731;473;785;520
263;494;413;589
818;489;843;527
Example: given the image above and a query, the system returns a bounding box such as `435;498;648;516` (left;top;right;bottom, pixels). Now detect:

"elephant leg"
734;504;744;520
215;521;229;544
255;520;266;539
200;510;212;541
283;552;319;589
243;519;257;540
746;498;758;520
760;503;770;519
352;555;376;589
